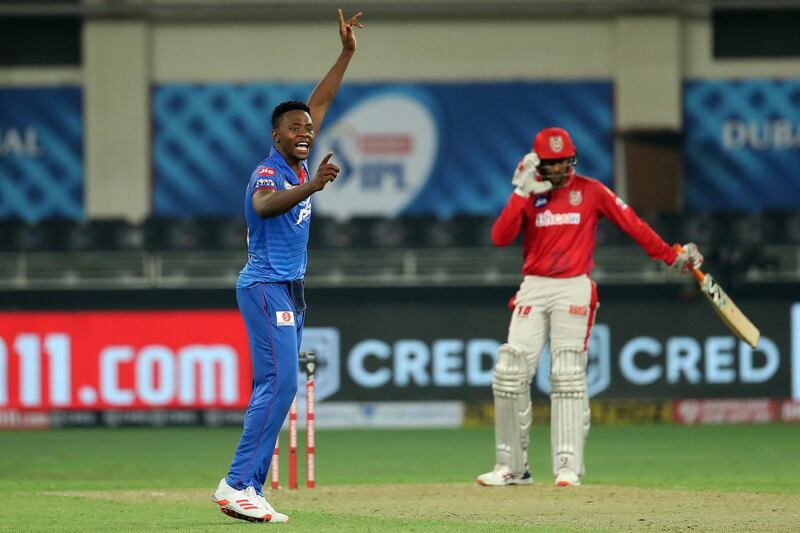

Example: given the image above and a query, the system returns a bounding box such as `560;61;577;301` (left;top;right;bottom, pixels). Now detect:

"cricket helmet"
532;127;577;187
532;127;576;159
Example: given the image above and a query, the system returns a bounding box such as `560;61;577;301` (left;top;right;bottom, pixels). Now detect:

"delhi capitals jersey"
237;147;312;287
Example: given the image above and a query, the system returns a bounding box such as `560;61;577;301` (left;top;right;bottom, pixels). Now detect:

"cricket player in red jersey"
476;127;703;488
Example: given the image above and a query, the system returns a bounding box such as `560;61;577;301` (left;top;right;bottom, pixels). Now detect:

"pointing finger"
320;152;334;165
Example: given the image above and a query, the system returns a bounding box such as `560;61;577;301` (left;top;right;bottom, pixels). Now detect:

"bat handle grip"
673;243;705;282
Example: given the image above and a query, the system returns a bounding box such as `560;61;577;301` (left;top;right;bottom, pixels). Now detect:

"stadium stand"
0;212;798;289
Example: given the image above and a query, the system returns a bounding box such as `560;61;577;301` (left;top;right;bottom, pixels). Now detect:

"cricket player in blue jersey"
212;8;364;524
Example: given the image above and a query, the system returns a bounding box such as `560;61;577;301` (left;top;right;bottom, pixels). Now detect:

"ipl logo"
311;91;438;219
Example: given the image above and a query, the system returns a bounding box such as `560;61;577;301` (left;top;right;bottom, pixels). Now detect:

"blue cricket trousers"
227;281;305;493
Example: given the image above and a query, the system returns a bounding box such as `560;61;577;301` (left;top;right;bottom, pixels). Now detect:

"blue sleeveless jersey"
237;147;312;287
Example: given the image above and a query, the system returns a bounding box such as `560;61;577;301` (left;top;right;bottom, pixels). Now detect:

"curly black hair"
271;101;311;128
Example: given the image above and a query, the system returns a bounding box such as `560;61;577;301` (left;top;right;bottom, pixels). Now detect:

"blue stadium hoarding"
5;79;800;222
684;79;800;211
0;87;83;222
152;81;613;218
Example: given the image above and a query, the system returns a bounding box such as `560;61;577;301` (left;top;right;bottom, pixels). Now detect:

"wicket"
271;351;316;490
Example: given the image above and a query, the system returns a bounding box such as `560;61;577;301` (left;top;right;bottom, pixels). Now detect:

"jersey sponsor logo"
277;311;295;326
603;185;629;210
535;210;580;227
295;200;312;225
569;190;582;206
258;167;276;176
255;178;275;189
549;136;564;153
534;196;548;208
569;305;589;316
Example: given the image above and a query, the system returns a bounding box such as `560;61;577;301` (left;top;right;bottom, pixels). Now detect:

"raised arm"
492;153;547;246
307;9;364;131
492;194;527;246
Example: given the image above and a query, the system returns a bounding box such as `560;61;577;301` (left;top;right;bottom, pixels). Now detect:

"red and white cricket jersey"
492;174;677;277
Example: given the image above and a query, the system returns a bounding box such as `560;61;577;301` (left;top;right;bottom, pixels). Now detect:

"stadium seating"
4;211;800;252
1;211;799;289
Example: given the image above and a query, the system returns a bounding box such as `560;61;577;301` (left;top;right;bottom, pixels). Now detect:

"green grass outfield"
2;424;799;531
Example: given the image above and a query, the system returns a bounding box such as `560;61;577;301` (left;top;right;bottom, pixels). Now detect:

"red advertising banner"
0;311;251;410
779;400;800;423
673;398;778;424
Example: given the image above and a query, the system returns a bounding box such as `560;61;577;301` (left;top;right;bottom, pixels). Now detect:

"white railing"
1;244;797;290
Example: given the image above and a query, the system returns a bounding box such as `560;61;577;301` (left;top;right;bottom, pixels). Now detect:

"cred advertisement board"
306;298;799;402
1;300;799;412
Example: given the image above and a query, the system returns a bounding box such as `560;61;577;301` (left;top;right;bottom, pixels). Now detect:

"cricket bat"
675;245;760;348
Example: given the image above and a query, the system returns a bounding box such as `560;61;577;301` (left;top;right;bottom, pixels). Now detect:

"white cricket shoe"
255;493;289;523
476;464;533;486
554;469;581;487
212;478;273;523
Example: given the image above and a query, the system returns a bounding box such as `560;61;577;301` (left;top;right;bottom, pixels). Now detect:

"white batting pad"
550;346;587;479
492;343;532;476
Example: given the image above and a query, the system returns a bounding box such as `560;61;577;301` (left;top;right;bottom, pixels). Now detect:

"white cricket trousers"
507;274;598;368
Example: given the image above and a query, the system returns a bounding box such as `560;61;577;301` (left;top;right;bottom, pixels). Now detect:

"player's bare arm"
252;153;339;218
307;9;364;130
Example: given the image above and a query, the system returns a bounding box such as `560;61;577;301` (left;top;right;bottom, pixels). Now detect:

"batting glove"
671;242;704;274
512;152;553;197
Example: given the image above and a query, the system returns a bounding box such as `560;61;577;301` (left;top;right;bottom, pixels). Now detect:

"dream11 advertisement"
152;81;613;219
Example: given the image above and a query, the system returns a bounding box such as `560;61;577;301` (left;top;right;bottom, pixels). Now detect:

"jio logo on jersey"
311;91;438;218
258;167;276;176
535;324;611;397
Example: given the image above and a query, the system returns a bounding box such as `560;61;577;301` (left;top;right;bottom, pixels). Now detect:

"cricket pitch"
50;482;800;531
